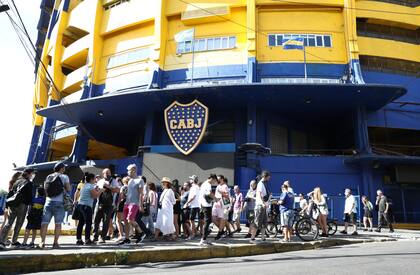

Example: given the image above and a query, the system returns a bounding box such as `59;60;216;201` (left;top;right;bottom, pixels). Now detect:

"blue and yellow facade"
28;0;419;222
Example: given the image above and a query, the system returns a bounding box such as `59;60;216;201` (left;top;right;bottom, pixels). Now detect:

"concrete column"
71;129;89;163
353;107;371;154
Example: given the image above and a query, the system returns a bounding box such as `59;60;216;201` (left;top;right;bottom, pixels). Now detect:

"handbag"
63;192;74;212
158;190;167;209
143;194;150;216
72;203;81;220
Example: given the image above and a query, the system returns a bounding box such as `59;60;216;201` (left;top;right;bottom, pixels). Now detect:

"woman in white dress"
154;177;176;240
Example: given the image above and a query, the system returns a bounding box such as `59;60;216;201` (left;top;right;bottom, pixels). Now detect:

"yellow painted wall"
358;37;420;62
356;1;420;28
256;0;344;6
98;21;155;85
101;0;156;35
257;8;348;63
164;7;248;71
166;0;246;16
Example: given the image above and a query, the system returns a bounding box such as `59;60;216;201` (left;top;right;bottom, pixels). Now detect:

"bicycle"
266;199;281;237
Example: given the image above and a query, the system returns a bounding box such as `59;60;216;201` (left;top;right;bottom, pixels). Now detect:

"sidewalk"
1;226;419;274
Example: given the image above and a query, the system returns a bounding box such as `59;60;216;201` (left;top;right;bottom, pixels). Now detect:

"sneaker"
136;233;146;244
236;228;242;233
389;229;395;233
250;238;257;244
39;242;46;249
28;243;35;249
369;229;373;232
52;243;60;249
320;233;329;237
351;231;358;236
340;230;348;235
12;241;21;247
244;233;252;239
104;236;111;241
199;239;208;246
261;237;266;242
363;229;368;232
98;238;106;244
215;232;222;240
92;238;99;243
118;239;131;245
375;229;381;233
76;240;85;246
85;239;95;245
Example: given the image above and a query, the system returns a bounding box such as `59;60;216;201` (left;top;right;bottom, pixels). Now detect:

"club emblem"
164;100;209;155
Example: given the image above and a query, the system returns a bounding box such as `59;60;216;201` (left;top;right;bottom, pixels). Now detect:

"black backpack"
6;179;27;207
99;186;113;206
44;173;64;198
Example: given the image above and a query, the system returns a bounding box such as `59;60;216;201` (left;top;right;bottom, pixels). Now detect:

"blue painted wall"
363;71;420;130
257;155;362;196
257;62;347;80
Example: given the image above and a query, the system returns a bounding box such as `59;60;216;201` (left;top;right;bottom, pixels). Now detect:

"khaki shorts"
254;205;268;229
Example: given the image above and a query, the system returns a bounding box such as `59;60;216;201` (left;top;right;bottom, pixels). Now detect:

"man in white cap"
118;164;145;245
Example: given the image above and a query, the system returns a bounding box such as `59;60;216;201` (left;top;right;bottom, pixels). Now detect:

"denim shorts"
280;209;294;228
42;200;65;225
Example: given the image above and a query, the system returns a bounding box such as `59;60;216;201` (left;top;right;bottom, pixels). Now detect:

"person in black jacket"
0;168;35;248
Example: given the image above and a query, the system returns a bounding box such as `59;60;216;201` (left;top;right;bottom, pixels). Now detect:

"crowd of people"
0;164;395;250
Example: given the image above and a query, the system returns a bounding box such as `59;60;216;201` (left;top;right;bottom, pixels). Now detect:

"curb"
19;229;77;236
0;237;396;274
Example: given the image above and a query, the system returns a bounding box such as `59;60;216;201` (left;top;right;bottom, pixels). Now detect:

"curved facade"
28;0;419;222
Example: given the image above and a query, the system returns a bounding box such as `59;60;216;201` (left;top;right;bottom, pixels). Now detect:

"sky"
0;0;40;191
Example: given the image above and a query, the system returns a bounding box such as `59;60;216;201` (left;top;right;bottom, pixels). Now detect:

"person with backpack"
93;168;120;244
0;168;35;248
362;195;374;232
22;187;46;248
40;162;71;249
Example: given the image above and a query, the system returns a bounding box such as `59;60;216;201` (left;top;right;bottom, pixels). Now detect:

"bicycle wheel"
327;220;337;236
295;217;319;241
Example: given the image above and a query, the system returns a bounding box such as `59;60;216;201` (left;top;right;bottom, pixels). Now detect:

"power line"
175;0;338;65
271;0;420;16
4;1;123;163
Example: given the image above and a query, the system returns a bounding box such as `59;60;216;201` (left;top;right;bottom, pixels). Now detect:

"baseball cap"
127;164;137;171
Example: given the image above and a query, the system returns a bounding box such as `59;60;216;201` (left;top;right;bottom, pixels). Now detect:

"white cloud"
0;0;40;191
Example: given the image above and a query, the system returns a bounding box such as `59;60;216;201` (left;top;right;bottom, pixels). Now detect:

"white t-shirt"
188;184;200;208
255;180;267;207
199;180;212;207
344;194;357;214
97;178;120;206
299;199;308;209
47;173;70;202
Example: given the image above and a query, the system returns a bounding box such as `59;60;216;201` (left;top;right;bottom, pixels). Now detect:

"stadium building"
25;0;419;223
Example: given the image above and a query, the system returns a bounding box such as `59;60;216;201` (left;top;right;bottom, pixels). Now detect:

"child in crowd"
22;187;46;248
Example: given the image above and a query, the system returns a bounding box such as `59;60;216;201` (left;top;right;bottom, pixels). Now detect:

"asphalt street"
32;240;420;275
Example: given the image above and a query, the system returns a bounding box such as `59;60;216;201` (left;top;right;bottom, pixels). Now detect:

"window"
323;36;331;47
268;34;276;46
268;33;333;48
316;36;323;47
177;36;237;54
103;0;130;10
107;47;151;69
